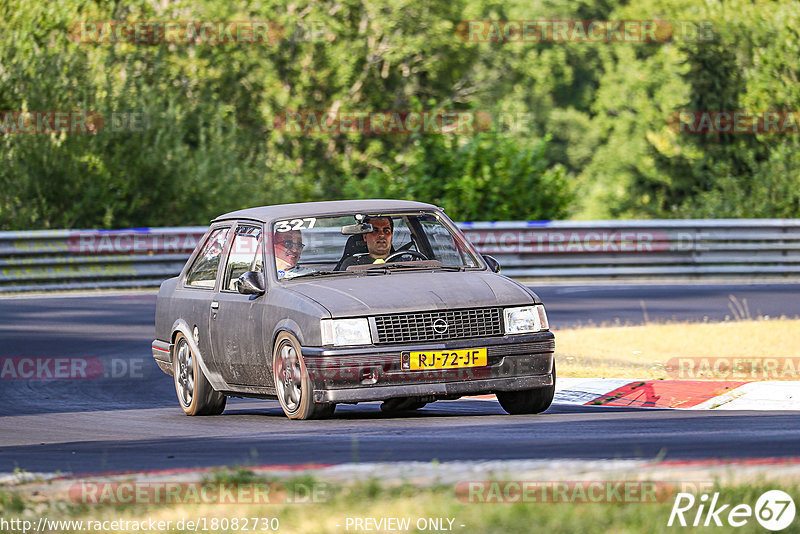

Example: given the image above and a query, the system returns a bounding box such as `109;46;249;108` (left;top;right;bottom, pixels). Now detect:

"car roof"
213;199;439;223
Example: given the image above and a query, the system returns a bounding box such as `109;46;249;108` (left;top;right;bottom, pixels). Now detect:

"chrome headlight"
504;305;548;334
320;318;372;346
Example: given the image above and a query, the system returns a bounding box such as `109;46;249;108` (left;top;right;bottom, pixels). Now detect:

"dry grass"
554;318;800;379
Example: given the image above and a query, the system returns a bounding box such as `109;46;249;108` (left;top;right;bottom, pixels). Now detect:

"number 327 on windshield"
275;218;316;232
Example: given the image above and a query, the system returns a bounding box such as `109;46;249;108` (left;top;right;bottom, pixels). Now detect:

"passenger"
340;216;394;268
274;229;311;279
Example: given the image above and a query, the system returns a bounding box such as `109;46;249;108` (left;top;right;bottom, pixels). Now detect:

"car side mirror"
235;271;266;295
483;255;500;273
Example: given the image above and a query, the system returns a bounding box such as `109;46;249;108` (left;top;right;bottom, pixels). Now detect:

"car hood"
283;270;538;317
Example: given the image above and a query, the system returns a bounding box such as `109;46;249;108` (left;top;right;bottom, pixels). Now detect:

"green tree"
347;131;571;221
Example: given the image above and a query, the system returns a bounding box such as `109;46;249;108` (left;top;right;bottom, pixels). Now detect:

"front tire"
496;363;556;415
273;332;335;420
173;333;226;416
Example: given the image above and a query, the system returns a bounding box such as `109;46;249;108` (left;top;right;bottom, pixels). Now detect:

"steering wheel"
384;250;429;263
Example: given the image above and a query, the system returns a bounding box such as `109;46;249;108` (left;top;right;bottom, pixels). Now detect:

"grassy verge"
2;472;799;533
555;318;800;379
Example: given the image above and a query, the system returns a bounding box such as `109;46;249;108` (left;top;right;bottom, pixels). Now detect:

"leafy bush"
1;0;797;229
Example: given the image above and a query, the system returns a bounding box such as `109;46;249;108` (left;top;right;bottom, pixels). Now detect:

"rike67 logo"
668;490;796;531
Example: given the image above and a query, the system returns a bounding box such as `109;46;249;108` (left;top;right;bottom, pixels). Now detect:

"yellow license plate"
406;348;487;370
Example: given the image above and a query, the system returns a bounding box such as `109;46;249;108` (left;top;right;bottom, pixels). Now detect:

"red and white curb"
469;379;800;410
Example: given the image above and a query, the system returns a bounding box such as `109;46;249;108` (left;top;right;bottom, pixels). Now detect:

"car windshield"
271;212;481;280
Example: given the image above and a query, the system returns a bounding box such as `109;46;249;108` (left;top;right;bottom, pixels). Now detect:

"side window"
420;220;477;266
185;228;228;288
223;225;263;291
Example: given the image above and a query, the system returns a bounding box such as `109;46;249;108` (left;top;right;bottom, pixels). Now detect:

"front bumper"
314;374;553;403
302;332;555;403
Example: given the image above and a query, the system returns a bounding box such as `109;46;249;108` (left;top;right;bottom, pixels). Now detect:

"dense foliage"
1;0;797;229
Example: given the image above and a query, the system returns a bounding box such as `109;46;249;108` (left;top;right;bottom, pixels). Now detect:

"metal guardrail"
460;219;800;278
0;227;207;292
1;220;799;291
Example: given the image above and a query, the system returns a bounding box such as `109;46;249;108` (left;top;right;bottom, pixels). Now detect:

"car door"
208;222;271;387
178;224;232;387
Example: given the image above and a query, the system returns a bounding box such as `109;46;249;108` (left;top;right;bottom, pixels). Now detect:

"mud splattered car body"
152;200;555;419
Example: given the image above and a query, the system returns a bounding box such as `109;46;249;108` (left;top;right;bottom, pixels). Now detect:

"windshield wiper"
286;270;353;280
434;265;467;271
364;263;467;273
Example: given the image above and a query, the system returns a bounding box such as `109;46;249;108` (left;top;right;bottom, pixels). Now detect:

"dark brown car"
152;200;555;419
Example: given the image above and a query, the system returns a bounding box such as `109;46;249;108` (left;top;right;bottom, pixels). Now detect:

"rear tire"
273;332;335;420
496;363;556;415
173;333;226;416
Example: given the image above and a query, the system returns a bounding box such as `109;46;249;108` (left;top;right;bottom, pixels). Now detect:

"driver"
340;216;394;269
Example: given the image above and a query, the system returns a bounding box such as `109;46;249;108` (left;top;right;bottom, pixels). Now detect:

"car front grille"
373;308;504;344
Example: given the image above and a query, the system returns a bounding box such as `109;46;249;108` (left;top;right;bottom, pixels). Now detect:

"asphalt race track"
1;283;799;474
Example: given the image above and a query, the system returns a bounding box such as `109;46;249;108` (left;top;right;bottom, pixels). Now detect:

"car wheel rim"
276;342;302;412
176;340;194;406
